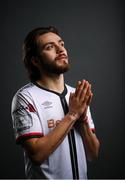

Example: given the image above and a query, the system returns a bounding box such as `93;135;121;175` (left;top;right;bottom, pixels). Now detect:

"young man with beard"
11;26;100;179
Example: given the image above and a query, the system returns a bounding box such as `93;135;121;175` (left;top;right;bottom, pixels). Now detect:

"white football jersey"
11;82;95;179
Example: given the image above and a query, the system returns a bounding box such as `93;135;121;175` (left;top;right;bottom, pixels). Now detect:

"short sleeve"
86;107;95;132
11;91;43;144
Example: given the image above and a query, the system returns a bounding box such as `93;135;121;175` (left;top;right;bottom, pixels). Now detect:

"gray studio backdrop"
1;0;125;179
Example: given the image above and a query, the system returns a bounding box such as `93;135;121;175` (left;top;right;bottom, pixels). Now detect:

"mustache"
55;54;68;60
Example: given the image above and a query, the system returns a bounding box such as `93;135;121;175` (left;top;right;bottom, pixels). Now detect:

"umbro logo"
42;101;53;109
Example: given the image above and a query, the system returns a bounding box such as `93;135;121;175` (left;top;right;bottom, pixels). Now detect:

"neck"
36;73;65;94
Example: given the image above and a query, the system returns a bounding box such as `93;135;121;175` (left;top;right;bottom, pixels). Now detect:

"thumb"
70;92;74;97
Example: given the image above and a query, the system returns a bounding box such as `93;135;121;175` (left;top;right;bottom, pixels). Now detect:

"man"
11;26;100;179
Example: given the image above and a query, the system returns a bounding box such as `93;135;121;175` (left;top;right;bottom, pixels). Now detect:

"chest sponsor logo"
42;101;53;109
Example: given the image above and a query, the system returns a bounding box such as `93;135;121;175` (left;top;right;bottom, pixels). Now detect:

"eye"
45;44;54;50
60;41;64;47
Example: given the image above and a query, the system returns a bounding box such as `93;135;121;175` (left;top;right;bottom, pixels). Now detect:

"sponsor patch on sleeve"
13;105;33;132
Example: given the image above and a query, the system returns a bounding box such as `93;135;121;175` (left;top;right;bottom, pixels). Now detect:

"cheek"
42;51;56;61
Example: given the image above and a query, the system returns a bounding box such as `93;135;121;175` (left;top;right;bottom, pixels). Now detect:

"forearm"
23;113;77;165
23;80;93;165
77;120;100;161
83;122;100;161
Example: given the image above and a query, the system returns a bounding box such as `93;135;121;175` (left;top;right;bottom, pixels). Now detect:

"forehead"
37;32;62;46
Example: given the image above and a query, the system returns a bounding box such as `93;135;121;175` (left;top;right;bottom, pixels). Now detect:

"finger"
80;85;91;107
82;105;88;119
70;92;73;97
80;81;90;102
74;81;81;97
69;92;75;100
86;92;93;106
76;79;86;98
85;84;91;100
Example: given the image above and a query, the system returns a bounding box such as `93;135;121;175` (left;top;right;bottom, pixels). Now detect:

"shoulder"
17;82;35;93
12;83;35;103
11;83;38;113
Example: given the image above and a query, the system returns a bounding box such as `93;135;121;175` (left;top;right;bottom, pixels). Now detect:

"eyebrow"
42;39;64;49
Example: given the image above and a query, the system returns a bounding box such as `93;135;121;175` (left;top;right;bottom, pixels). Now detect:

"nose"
56;44;65;53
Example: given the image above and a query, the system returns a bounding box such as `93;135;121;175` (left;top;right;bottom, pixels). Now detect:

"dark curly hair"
22;26;59;82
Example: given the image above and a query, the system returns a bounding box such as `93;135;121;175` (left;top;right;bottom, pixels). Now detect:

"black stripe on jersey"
34;82;79;179
68;129;79;179
60;97;79;180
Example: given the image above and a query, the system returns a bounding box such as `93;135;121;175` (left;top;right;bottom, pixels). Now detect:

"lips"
55;54;68;61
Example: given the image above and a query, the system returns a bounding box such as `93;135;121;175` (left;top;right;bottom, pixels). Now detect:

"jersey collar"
33;82;67;98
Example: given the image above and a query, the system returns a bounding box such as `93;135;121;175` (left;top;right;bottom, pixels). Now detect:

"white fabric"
11;82;95;179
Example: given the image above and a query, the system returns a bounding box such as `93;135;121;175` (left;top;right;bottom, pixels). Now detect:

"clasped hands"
69;80;93;123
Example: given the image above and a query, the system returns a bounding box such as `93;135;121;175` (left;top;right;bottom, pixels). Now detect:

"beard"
39;57;70;75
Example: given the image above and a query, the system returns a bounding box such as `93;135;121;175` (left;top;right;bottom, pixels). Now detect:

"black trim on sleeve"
16;134;43;145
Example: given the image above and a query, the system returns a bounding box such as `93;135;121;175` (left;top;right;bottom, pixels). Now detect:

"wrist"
82;116;89;126
67;111;79;122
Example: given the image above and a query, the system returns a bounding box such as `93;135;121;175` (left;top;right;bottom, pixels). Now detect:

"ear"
31;57;39;67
